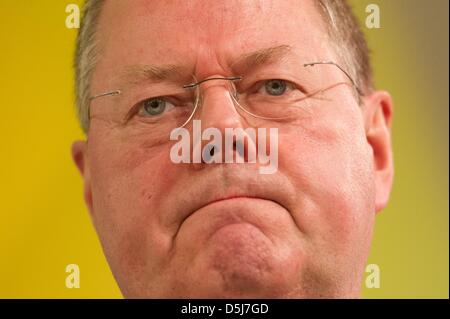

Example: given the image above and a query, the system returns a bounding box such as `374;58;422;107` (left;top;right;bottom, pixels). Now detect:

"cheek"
88;130;176;208
278;105;375;243
86;133;180;272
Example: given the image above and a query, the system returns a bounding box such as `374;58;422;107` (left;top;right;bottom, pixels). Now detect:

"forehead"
93;0;333;86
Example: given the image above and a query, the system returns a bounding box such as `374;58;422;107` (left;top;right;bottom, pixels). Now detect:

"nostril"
234;140;245;158
202;144;216;163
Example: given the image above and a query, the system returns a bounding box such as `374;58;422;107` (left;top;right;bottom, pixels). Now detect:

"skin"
72;0;393;298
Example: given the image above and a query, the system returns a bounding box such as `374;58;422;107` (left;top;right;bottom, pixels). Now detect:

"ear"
72;140;94;218
362;91;394;213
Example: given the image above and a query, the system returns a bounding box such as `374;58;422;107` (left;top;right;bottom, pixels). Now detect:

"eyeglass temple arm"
89;89;122;101
304;61;363;96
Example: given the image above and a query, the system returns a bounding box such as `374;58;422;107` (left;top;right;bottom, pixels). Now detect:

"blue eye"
264;79;287;96
139;98;173;116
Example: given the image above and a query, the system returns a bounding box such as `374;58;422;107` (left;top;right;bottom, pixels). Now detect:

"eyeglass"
88;61;361;134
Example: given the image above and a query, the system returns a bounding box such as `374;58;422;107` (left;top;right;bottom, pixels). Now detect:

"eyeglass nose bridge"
182;76;242;89
180;76;243;127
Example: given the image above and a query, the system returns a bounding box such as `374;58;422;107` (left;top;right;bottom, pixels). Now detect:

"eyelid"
124;95;175;122
241;77;307;95
124;91;194;123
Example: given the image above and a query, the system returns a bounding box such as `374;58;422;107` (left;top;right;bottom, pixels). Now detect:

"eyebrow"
230;44;294;74
118;64;191;87
116;44;293;88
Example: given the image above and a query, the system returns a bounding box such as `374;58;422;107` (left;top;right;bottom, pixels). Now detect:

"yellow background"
0;0;448;298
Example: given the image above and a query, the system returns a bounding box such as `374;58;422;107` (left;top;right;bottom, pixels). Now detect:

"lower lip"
191;197;280;234
197;197;274;217
207;221;267;242
206;196;265;207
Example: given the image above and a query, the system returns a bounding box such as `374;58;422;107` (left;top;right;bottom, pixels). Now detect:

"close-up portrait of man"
1;0;448;303
70;0;394;298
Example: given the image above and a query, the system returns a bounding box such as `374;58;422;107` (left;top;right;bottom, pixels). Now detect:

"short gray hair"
316;0;373;95
74;0;372;133
74;0;104;133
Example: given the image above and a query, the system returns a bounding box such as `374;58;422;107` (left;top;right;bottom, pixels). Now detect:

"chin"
170;226;303;298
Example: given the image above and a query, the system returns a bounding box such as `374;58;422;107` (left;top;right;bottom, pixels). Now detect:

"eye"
138;97;175;117
262;79;287;96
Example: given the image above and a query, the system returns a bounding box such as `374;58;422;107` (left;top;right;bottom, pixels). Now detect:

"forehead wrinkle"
113;45;295;90
118;64;192;87
231;45;294;74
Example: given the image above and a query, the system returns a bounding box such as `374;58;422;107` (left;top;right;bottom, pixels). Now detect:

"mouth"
200;195;276;209
173;193;289;241
163;166;297;243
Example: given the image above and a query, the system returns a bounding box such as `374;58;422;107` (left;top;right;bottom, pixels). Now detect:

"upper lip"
165;166;295;239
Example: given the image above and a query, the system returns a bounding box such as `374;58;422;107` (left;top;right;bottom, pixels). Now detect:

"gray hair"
74;0;104;133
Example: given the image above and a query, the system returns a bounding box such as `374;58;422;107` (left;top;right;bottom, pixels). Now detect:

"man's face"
73;0;393;297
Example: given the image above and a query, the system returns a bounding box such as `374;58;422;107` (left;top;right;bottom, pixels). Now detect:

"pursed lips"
171;188;291;241
160;166;298;242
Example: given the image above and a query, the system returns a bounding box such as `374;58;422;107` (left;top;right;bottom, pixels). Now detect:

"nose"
190;78;256;167
197;79;241;130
